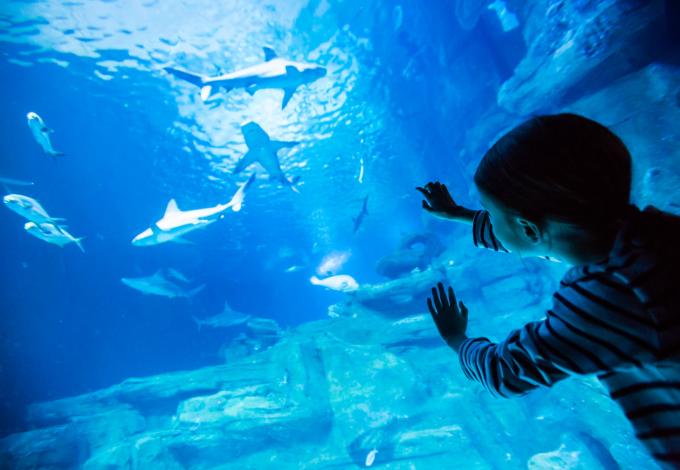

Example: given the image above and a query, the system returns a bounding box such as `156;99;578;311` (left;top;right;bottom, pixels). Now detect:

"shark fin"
200;85;214;101
263;47;278;62
271;140;299;151
234;151;256;174
164;199;181;216
75;237;85;253
245;85;256;96
164;67;206;87
281;86;297;109
47;150;65;157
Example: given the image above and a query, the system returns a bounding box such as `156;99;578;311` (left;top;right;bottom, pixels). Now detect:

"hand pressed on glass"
427;282;468;351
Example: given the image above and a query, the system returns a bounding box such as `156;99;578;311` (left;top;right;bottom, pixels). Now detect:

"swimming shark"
192;301;251;331
121;270;204;299
164;47;326;108
132;173;256;246
26;112;64;158
235;121;300;192
24;222;84;253
352;195;369;233
3;194;64;225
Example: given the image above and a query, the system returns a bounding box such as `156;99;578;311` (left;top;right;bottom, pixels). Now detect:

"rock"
498;0;666;115
375;232;445;279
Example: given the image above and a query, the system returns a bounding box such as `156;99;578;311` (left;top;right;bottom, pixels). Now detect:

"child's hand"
416;182;472;221
427;282;468;351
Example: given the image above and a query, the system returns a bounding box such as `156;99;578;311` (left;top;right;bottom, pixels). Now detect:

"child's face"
478;190;548;258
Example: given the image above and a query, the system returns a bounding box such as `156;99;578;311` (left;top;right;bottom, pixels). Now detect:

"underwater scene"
1;0;679;468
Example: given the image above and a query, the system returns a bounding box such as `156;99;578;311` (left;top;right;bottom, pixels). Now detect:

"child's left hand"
427;282;468;351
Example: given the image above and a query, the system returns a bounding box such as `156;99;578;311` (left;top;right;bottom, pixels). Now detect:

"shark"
132;173;256;246
121;270;205;299
24;222;84;253
27;112;64;158
192;301;251;331
164;47;326;109
235;121;300;193
352;195;369;233
3;194;64;225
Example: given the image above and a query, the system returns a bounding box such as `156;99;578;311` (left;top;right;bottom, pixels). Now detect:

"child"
417;113;680;468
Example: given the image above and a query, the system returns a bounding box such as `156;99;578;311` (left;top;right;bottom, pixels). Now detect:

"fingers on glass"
447;286;457;307
459;301;468;319
431;286;442;312
422;200;432;211
437;283;448;309
427;297;437;318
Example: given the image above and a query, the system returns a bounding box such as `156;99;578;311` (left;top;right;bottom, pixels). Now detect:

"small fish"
24;222;84;252
352;195;369;233
3;194;64;225
26;112;64;157
310;274;359;293
192;301;251;331
121;270;204;299
0;176;34;187
365;448;378;467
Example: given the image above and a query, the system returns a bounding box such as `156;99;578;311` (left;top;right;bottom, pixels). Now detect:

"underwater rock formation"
0;253;657;468
375;232;445;279
498;0;667;115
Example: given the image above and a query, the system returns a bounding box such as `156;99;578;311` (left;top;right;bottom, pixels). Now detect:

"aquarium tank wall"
1;0;679;468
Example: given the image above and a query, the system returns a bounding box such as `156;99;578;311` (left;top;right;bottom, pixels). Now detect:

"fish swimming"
353;195;369;233
310;274;359;293
0;176;34;187
365;449;378;467
26;112;64;157
235;122;300;193
3;194;64;225
121;270;205;299
24;222;84;252
192;301;251;331
164;47;326;108
132;173;256;246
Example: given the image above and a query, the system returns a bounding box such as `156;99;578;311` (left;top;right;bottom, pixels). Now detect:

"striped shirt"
461;206;680;468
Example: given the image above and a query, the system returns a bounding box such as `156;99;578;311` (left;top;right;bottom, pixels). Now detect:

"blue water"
0;0;677;468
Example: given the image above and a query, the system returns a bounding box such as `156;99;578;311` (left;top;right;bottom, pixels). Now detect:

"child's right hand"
416;181;472;221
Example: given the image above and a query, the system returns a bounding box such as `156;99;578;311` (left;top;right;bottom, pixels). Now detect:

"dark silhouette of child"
418;113;680;468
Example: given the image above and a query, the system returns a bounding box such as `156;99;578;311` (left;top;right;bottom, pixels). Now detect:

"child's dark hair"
474;113;632;233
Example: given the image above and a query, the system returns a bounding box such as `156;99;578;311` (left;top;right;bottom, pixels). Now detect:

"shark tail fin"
188;284;206;298
192;316;203;332
75;237;85;253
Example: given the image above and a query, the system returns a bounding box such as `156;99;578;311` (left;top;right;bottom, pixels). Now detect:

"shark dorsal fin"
165;199;181;216
263;47;277;61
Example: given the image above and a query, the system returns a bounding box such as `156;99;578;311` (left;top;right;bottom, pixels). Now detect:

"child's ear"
516;218;541;244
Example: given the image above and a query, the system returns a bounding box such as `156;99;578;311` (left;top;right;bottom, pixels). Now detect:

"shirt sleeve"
459;269;660;398
472;210;509;253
